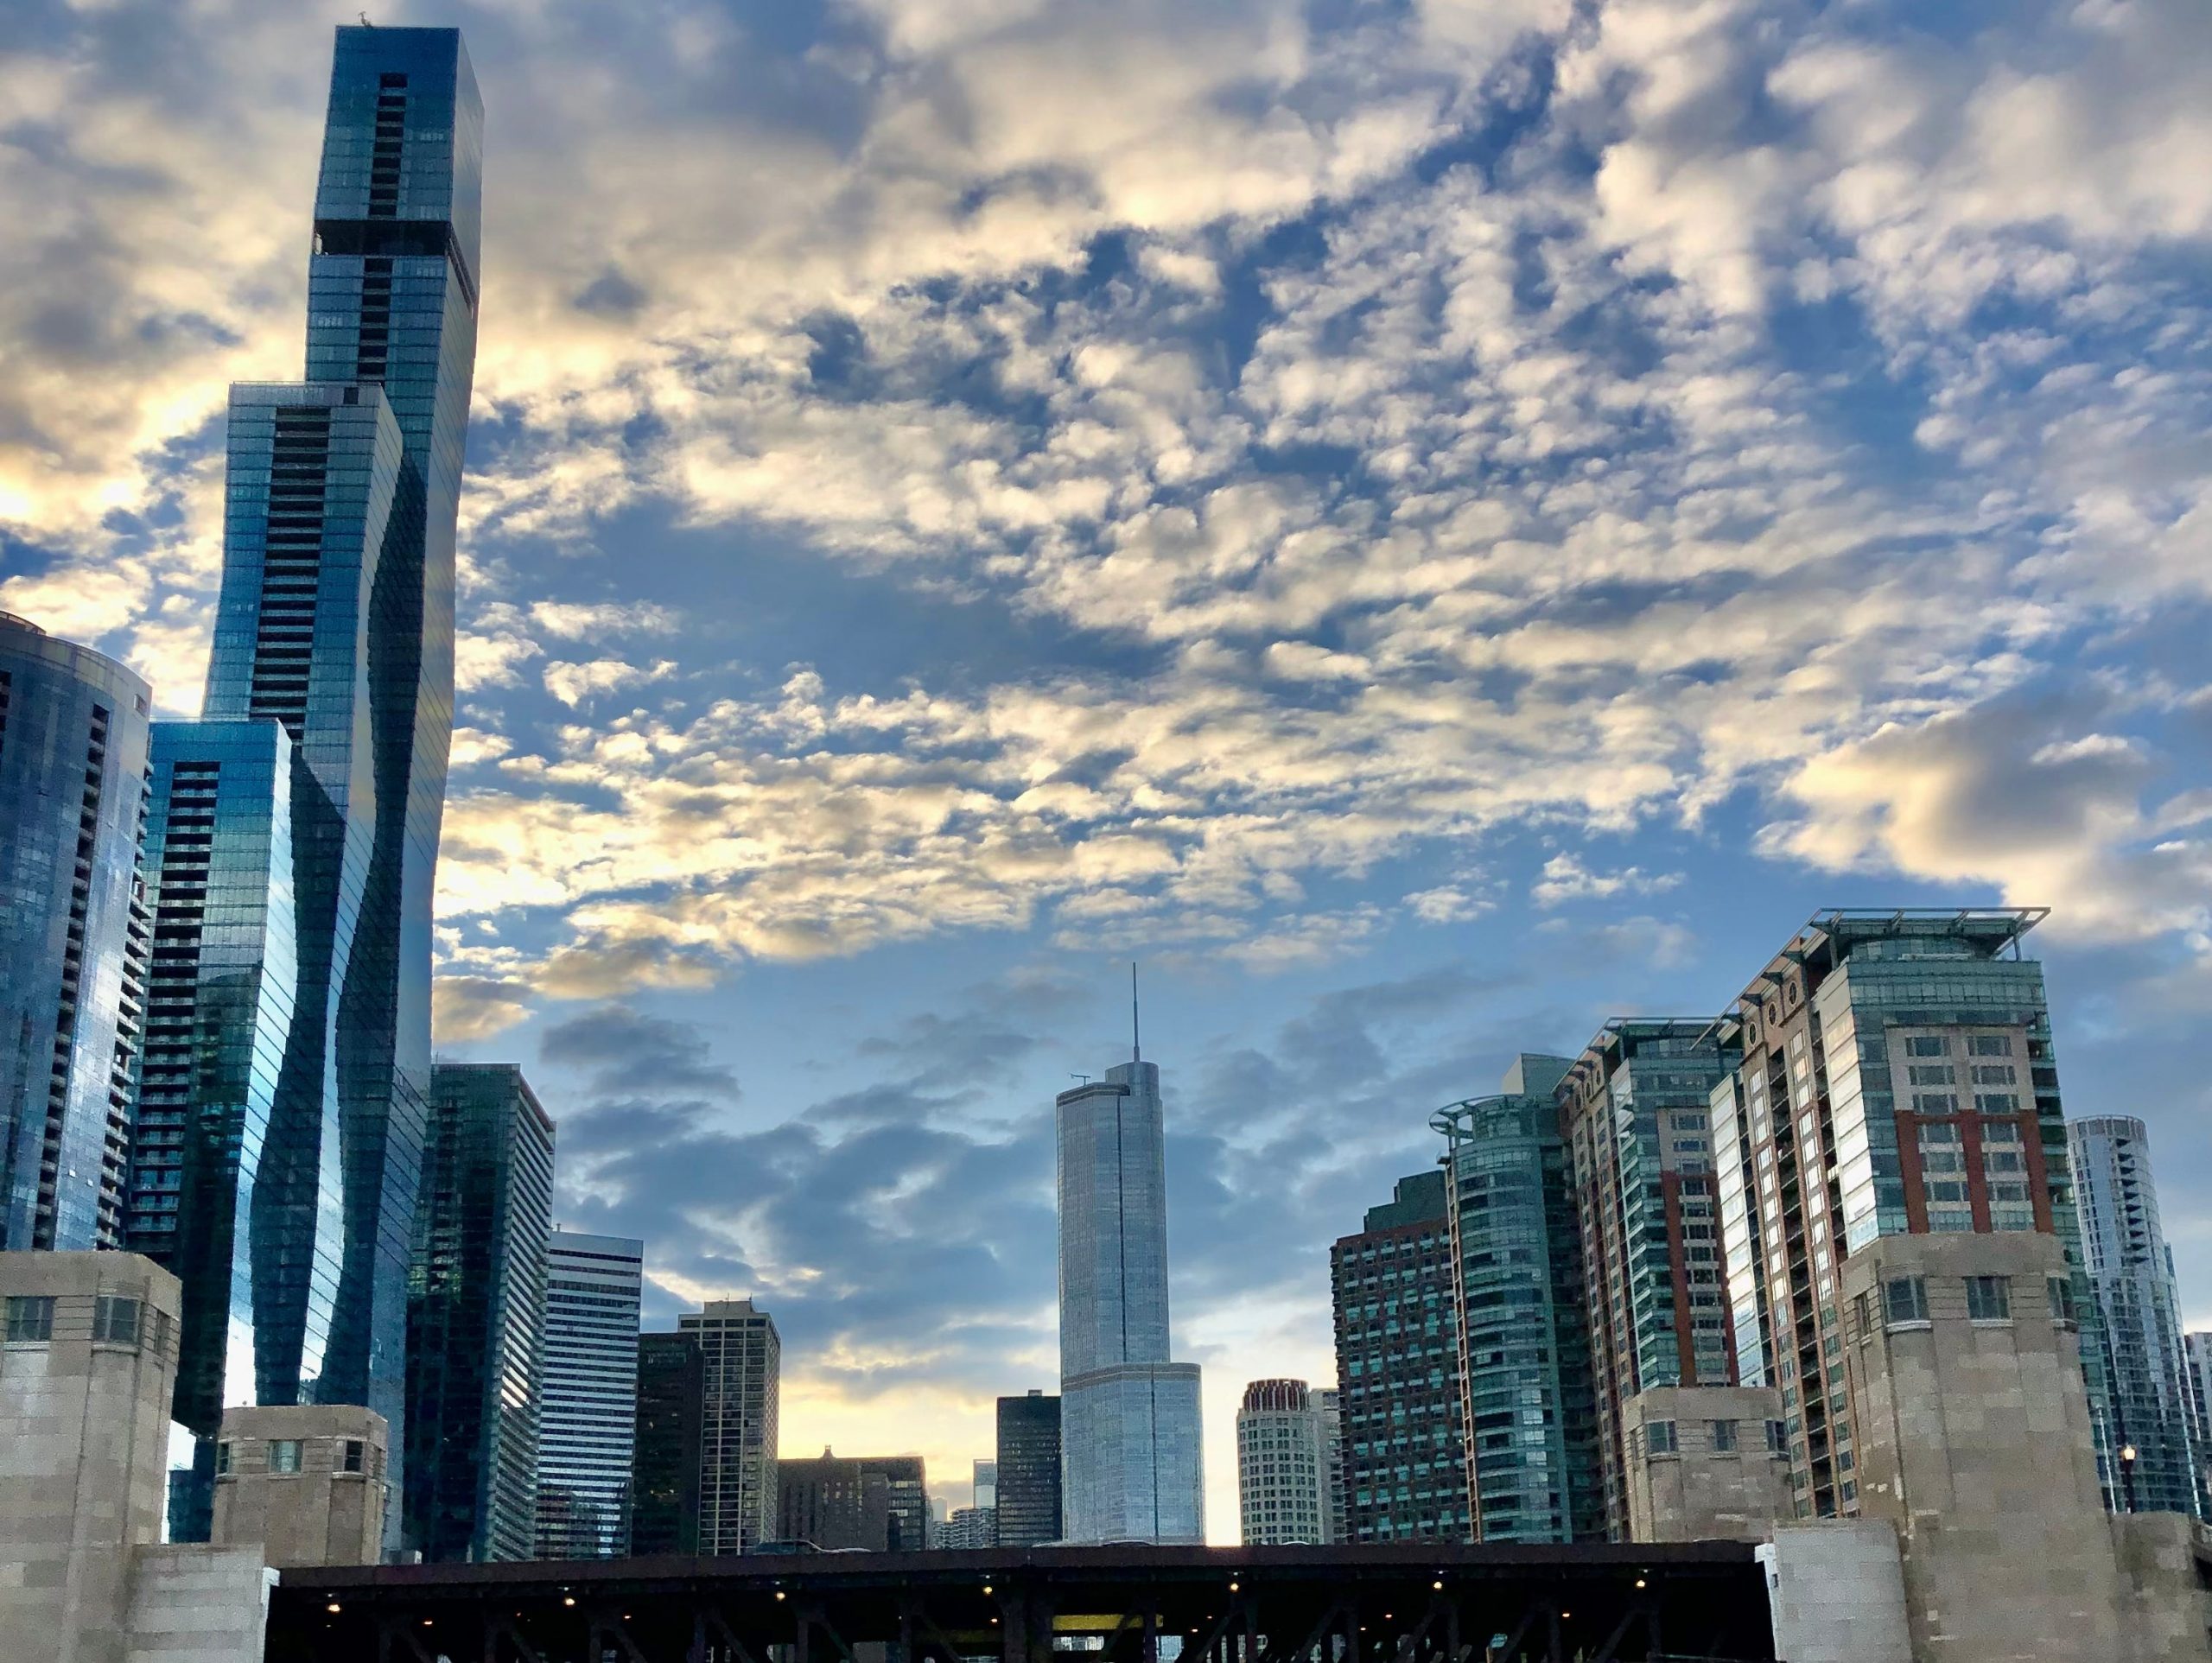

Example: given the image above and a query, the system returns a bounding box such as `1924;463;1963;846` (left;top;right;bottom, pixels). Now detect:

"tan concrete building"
211;1404;388;1569
1621;1384;1794;1542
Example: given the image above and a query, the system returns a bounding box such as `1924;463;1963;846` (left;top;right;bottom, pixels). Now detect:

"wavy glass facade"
1330;1171;1469;1542
0;614;152;1254
404;1064;553;1562
1707;910;2114;1520
535;1230;643;1558
1559;1022;1739;1536
1056;1057;1205;1544
2069;1116;2202;1516
124;721;301;1537
1434;1057;1605;1544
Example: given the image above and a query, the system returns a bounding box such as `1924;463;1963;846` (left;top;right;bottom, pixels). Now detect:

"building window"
92;1296;139;1345
2047;1276;2076;1326
5;1296;54;1342
1710;1419;1738;1452
1766;1419;1789;1455
341;1439;365;1474
1644;1420;1678;1457
1906;1036;1950;1057
269;1440;302;1475
1882;1276;1929;1327
1966;1277;2012;1322
1970;1036;2012;1057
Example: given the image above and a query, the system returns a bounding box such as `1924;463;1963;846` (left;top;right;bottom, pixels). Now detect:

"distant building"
1316;1387;1345;1545
1056;1040;1204;1544
0;613;152;1255
1433;1055;1605;1543
535;1231;643;1558
995;1391;1063;1546
1236;1380;1334;1545
2070;1116;2202;1516
1331;1171;1468;1541
404;1064;554;1562
632;1331;704;1556
1558;1021;1739;1537
678;1299;780;1553
2190;1334;2212;1504
857;1455;930;1551
1706;911;2116;1521
939;1504;995;1549
777;1448;890;1550
121;720;298;1539
973;1458;997;1510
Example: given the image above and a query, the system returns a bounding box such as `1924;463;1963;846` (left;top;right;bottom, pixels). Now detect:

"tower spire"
1131;962;1141;1064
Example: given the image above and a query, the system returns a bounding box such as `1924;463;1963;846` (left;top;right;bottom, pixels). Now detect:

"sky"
3;0;2210;1540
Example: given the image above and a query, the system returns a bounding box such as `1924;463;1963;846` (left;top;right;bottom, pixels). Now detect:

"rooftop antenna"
1131;961;1141;1065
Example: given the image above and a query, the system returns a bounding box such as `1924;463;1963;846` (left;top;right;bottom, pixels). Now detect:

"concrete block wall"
211;1404;387;1569
1758;1520;1914;1663
122;1546;273;1663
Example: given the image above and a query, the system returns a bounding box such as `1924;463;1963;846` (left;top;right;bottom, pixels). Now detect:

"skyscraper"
1433;1055;1605;1544
1316;1387;1346;1545
1055;999;1204;1545
1330;1171;1468;1542
1236;1379;1335;1545
856;1455;931;1551
1707;909;2113;1520
632;1331;704;1556
124;720;299;1538
2069;1116;2201;1516
995;1390;1063;1546
190;28;482;1526
776;1449;891;1550
0;613;152;1255
678;1299;780;1554
403;1064;552;1562
973;1458;997;1510
535;1230;643;1558
1557;1020;1739;1537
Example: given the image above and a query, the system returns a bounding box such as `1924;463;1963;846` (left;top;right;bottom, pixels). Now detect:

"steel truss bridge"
269;1542;1777;1663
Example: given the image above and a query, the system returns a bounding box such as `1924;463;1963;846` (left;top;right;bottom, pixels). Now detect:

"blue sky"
4;0;2210;1538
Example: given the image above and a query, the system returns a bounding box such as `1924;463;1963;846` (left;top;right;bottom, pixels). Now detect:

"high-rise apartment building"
123;721;299;1538
632;1331;704;1556
995;1390;1063;1546
2188;1334;2212;1504
0;614;151;1255
1558;1020;1739;1537
1433;1055;1605;1544
678;1299;780;1553
1330;1171;1469;1542
1316;1387;1346;1545
403;1065;552;1561
535;1230;643;1558
2069;1116;2201;1516
1236;1379;1335;1545
1707;910;2111;1521
939;1504;995;1549
1055;1041;1204;1544
188;28;482;1527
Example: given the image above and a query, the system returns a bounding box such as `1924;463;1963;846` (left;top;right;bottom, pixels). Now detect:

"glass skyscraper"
404;1063;553;1563
995;1390;1063;1546
1433;1055;1605;1544
190;26;481;1527
1055;1052;1204;1544
0;613;152;1254
2069;1115;2202;1517
536;1230;644;1558
124;720;301;1536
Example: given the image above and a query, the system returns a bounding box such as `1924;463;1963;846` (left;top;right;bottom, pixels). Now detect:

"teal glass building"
0;613;152;1254
1433;1055;1605;1543
404;1064;553;1562
125;720;302;1535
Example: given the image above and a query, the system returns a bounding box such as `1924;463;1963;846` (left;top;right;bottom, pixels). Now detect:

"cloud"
1531;853;1684;908
537;1003;742;1099
432;975;537;1044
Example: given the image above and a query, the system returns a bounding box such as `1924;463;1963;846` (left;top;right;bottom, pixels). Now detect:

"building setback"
679;1299;780;1554
1236;1379;1335;1545
1558;1021;1739;1538
535;1230;643;1558
123;720;300;1539
1331;1171;1468;1542
403;1065;553;1562
1707;909;2114;1521
995;1391;1063;1546
1056;1039;1204;1544
1433;1055;1605;1544
2070;1116;2202;1516
0;613;152;1256
632;1331;704;1556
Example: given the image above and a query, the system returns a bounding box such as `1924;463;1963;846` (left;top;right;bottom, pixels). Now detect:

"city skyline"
4;0;2212;1550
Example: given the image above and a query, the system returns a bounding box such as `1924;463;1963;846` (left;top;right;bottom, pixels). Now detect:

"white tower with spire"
1052;968;1205;1543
